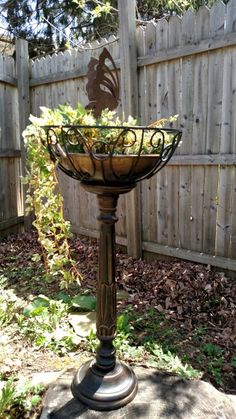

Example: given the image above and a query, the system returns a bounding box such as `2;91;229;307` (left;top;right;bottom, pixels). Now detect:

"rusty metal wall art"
86;47;120;117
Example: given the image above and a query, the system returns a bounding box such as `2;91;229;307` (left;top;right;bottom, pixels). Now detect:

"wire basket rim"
41;124;182;134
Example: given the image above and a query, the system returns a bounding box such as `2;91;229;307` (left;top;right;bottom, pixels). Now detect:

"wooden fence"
0;0;236;271
0;52;24;237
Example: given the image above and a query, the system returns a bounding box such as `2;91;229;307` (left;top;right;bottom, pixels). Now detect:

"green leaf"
34;335;47;347
30;394;41;407
71;295;96;311
231;355;236;368
76;102;86;116
31;253;41;262
23;296;50;317
117;314;130;334
201;343;223;358
55;292;72;304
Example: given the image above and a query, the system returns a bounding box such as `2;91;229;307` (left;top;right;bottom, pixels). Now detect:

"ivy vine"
23;122;81;289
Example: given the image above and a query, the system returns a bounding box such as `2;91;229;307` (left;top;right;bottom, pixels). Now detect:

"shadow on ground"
41;368;236;419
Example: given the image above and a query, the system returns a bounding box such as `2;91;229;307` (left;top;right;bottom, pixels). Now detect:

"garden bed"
0;232;235;417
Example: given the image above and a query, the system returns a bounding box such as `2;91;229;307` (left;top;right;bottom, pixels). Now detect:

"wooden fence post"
16;39;31;230
118;0;142;259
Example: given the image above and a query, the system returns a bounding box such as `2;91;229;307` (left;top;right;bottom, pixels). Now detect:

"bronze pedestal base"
71;360;138;411
71;183;137;411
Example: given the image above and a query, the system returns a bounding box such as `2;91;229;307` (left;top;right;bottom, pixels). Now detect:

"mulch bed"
0;231;235;393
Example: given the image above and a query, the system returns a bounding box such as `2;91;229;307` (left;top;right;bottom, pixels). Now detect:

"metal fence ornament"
86;47;120;117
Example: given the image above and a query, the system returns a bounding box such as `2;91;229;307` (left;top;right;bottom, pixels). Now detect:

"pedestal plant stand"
44;125;182;411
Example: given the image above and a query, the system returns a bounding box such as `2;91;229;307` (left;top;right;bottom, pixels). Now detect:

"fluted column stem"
95;193;118;372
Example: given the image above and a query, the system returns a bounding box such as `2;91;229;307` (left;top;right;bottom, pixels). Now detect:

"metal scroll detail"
86;47;120;117
45;125;182;186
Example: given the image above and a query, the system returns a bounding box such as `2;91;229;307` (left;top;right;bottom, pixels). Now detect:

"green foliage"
192;326;208;341
19;295;80;352
0;376;43;419
200;343;224;386
0;285;25;328
87;329;99;352
201;343;223;358
231;355;236;369
23;117;81;289
207;359;224;386
146;342;200;379
70;295;96;311
0;279;97;355
55;291;96;311
0;377;16;418
118;309;201;379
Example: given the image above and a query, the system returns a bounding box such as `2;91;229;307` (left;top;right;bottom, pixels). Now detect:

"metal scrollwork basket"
44;125;182;186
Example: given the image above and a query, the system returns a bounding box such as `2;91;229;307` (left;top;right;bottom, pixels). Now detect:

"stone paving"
40;367;236;419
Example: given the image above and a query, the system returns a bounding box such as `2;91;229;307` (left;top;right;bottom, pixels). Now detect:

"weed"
192;326;208;341
146;342;201;379
114;313;144;359
87;329;98;353
231;354;236;369
20;295;79;352
0;376;44;419
201;343;223;358
200;343;224;386
204;298;220;309
207;359;224;386
0;288;25;327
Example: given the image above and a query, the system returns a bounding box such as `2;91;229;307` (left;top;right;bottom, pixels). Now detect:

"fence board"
215;9;235;257
155;20;169;246
144;23;158;243
203;167;219;255
165;16;182;249
190;167;204;252
179;11;194;250
230;169;236;258
192;6;209;155
202;2;225;255
0;52;23;238
225;0;236;33
216;166;233;257
207;1;225;155
190;6;210;251
138;27;150;243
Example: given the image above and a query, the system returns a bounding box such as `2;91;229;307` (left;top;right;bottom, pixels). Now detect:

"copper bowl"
60;153;161;185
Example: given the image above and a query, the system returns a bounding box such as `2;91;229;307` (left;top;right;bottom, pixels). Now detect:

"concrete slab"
31;371;62;388
40;366;236;419
69;312;96;337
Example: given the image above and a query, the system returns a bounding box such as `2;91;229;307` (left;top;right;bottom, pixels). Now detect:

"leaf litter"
0;231;235;394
